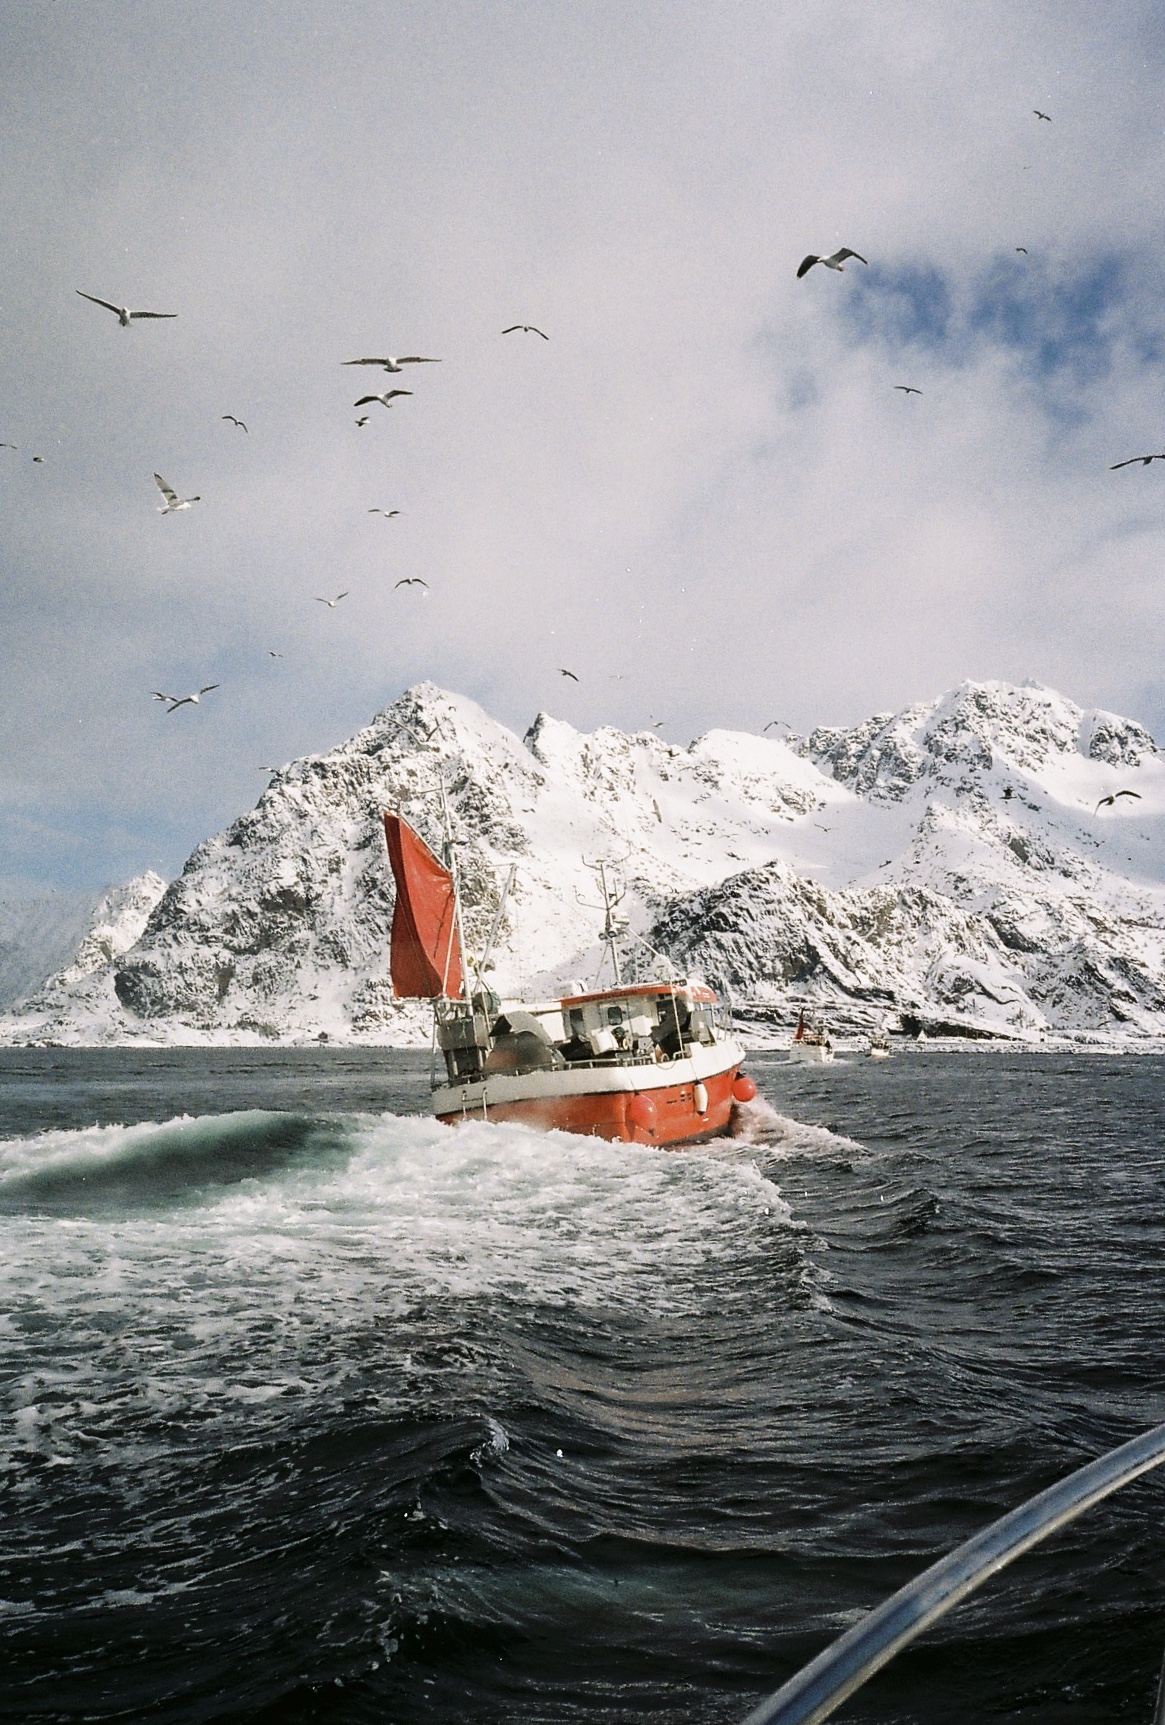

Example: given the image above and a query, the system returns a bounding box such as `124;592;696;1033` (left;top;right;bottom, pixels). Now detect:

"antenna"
579;854;630;988
475;863;516;985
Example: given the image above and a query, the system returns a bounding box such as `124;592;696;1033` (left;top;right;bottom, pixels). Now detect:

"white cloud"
4;0;1165;884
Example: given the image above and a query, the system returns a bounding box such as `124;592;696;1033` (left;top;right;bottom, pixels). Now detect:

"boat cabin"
434;982;724;1084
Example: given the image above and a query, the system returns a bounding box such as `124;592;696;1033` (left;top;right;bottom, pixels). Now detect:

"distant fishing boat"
382;812;757;1145
787;1007;834;1064
867;1028;892;1059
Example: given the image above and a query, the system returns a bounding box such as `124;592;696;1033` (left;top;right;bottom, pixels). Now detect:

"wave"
0;1109;348;1212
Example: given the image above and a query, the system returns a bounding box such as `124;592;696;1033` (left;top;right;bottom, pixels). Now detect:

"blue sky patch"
840;250;1163;411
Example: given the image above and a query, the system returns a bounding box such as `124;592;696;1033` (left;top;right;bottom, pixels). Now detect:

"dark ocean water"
1;1047;1164;1724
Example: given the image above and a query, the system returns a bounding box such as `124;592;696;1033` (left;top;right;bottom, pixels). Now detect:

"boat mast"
437;779;471;1001
594;860;625;987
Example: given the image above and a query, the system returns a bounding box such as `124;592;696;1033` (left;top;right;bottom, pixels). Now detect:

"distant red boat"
383;812;756;1146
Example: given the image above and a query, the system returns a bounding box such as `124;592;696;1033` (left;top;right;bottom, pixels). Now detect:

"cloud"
4;1;1165;886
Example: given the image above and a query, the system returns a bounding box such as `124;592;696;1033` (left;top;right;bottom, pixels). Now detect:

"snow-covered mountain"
5;679;1165;1046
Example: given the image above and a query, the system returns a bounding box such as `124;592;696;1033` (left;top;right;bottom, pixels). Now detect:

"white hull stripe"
431;1037;744;1115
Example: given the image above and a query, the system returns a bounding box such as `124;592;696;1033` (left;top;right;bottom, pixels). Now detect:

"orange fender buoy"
732;1074;757;1103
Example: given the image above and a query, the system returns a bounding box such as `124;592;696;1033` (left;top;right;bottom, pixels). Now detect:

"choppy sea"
1;1047;1164;1724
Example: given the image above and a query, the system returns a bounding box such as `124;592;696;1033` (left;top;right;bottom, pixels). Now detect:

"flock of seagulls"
37;298;554;715
34;113;1147;759
793;116;1162;483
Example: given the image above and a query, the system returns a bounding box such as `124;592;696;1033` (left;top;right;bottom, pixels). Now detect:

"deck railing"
742;1421;1165;1725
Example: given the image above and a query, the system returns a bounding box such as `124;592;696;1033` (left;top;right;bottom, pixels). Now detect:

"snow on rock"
4;677;1165;1046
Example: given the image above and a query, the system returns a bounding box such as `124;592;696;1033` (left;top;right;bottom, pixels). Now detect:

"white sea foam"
0;1110;805;1454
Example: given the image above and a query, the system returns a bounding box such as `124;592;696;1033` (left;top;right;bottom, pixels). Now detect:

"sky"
4;0;1165;892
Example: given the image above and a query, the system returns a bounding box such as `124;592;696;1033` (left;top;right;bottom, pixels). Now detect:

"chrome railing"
743;1421;1165;1725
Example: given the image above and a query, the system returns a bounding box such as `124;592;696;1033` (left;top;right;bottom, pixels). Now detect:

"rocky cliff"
5;679;1165;1046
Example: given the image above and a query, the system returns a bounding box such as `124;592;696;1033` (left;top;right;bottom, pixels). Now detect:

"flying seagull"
502;324;549;339
1096;790;1142;812
152;684;219;712
154;473;200;513
355;416;370;427
32;455;44;464
797;247;868;278
353;390;413;409
559;668;579;682
1111;453;1165;470
315;592;349;608
343;356;441;373
221;415;248;432
394;577;428;589
894;385;923;396
76;290;177;326
267;651;283;658
1033;110;1051;121
0;442;16;450
1016;247;1028;255
650;717;666;729
369;508;401;517
763;718;790;733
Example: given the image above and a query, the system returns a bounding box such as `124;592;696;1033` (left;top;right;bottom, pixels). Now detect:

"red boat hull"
436;1064;741;1146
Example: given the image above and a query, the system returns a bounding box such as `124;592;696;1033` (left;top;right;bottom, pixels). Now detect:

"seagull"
154;473;200;513
315;592;348;608
32;455;44;464
394;577;428;589
1033;110;1051;121
894;385;922;395
797;247;868;278
368;508;401;517
1111;453;1165;470
1096;790;1142;812
502;325;549;339
152;684;219;712
0;442;16;450
560;668;579;682
353;390;413;409
267;651;283;658
221;415;248;432
355;416;370;427
1015;247;1028;255
343;356;440;373
76;290;177;326
650;717;666;729
763;718;790;733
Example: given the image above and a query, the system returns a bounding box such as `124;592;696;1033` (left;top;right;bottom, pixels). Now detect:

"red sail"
382;812;463;999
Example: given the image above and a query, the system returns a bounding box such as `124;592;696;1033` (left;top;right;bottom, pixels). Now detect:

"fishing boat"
383;812;757;1145
867;1028;892;1059
787;1007;834;1064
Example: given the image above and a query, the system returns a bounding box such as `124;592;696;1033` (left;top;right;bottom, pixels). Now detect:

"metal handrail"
743;1421;1165;1725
